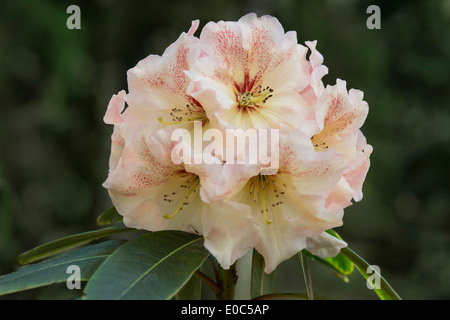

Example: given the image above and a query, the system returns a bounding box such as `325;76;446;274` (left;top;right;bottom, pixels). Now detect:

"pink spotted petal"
126;21;202;134
315;79;369;135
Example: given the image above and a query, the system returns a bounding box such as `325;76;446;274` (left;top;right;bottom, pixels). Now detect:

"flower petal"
188;159;261;203
343;141;373;202
254;192;344;273
104;90;127;125
305;231;347;258
315;79;369;135
278;130;345;198
198;13;292;89
126;21;202;133
186;55;237;118
202;200;260;269
103;127;204;234
325;177;354;210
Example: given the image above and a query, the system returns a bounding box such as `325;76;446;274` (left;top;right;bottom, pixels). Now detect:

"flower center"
238;85;274;109
158;100;207;125
247;174;286;224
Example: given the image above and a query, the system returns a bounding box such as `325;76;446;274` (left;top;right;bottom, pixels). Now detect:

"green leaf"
173;271;202;300
18;226;135;265
303;229;354;281
324;229;354;276
340;247;402;300
96;207;123;226
304;250;354;281
306;229;400;299
250;250;274;299
325;228;343;240
83;230;210;300
325;254;354;277
0;240;125;296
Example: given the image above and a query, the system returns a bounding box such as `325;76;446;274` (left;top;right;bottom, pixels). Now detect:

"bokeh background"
1;0;449;299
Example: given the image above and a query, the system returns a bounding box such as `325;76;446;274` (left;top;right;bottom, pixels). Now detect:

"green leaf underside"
251;250;274;299
310;228;354;279
0;240;125;296
83;231;210;300
18;226;135;265
304;250;354;279
96;207;123;226
325;229;343;240
324;229;400;300
340;247;402;300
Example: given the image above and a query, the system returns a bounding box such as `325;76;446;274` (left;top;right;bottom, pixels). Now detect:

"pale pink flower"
103;92;346;272
310;79;372;209
103;92;260;269
102;20;261;269
185;13;315;132
299;40;330;137
125;20;207;136
103;90;128;172
194;129;348;273
301;41;328;106
102;14;371;273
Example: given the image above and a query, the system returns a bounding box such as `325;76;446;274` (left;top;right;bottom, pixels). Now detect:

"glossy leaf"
250;250;274;299
325;229;343;240
304;250;354;281
83;231;210;300
96;207;123;226
340;247;402;300
324;229;354;276
173;272;202;300
0;240;125;296
303;229;354;281
17;226;135;265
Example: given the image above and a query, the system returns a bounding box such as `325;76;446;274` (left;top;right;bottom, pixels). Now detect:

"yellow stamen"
238;86;274;108
163;178;200;219
158;117;204;125
259;175;273;225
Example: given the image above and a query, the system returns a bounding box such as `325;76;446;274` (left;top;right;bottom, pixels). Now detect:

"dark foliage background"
0;0;449;299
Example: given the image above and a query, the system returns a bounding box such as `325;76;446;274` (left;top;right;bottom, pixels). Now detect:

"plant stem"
194;270;221;296
299;250;314;300
216;263;238;300
208;256;219;282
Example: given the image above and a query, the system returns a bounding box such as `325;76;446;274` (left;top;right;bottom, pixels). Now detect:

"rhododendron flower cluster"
103;13;372;273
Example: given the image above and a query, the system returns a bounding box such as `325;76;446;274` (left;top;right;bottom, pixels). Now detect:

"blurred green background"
0;0;449;299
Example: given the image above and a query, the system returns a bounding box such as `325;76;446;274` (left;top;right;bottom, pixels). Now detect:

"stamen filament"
238;85;274;108
158;116;204;126
260;175;273;225
163;178;200;219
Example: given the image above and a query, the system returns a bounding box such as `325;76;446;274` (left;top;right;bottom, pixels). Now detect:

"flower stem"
299;250;314;300
216;263;238;300
194;270;221;296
